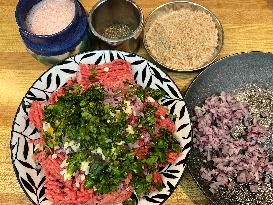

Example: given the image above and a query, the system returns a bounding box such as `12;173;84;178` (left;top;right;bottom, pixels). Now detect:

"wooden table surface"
1;0;273;204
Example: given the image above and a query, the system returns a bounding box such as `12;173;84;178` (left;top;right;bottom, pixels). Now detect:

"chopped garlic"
70;141;80;152
34;143;42;151
174;130;183;138
60;169;66;175
107;119;110;123
60;169;72;181
90;147;106;160
95;147;106;160
104;67;110;72
126;125;135;134
80;174;85;181
64;140;80;152
43;122;54;134
63;142;69;150
51;154;57;159
43;122;50;131
124;101;133;115
64;172;72;181
60;159;68;168
116;141;125;145
75;182;80;188
80;161;90;175
105;139;112;143
54;145;60;150
69;140;75;146
115;110;121;117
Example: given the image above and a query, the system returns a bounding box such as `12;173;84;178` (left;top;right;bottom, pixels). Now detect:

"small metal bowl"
143;1;224;72
89;0;143;52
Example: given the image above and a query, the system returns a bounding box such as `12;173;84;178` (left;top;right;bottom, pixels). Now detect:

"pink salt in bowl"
15;0;92;66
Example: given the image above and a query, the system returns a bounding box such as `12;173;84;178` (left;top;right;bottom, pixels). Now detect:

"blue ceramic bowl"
15;0;92;65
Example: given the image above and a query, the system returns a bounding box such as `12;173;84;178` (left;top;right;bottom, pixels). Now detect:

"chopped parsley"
40;82;181;201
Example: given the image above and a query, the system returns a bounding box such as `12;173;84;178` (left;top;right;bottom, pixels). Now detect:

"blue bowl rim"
15;0;79;38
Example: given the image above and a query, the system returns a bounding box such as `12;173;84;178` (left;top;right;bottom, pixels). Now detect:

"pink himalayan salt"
26;0;75;35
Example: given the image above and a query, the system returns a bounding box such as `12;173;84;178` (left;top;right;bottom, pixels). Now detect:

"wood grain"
1;0;273;204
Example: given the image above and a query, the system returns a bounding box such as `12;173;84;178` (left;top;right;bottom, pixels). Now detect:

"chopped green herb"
40;81;180;197
89;67;98;80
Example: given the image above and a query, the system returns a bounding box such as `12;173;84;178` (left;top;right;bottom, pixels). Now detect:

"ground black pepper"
102;24;133;39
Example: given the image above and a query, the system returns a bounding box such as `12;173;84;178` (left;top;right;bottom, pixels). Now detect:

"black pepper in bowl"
102;23;133;39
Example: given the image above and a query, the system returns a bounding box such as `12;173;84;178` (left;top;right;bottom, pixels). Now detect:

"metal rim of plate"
143;0;224;72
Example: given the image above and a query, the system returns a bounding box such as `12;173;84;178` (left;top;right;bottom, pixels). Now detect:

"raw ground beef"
79;59;134;90
29;60;136;205
28;59;181;205
29;101;44;131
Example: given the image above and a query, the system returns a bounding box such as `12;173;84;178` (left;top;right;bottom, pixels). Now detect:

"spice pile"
234;84;273;128
145;9;218;70
102;24;133;39
25;0;75;35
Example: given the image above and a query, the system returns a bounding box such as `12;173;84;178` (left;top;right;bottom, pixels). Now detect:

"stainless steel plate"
143;1;224;72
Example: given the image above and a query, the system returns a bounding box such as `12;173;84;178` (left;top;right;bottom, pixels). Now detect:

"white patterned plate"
10;50;192;205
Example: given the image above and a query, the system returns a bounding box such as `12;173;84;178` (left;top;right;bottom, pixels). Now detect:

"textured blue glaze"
15;0;89;56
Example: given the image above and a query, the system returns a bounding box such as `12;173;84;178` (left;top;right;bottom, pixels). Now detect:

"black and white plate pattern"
10;50;192;205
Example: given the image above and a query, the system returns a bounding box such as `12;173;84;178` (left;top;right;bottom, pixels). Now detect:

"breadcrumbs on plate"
25;0;75;35
145;9;218;70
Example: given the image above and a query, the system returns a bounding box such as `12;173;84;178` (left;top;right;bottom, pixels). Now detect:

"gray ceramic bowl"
185;51;273;205
143;1;224;72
